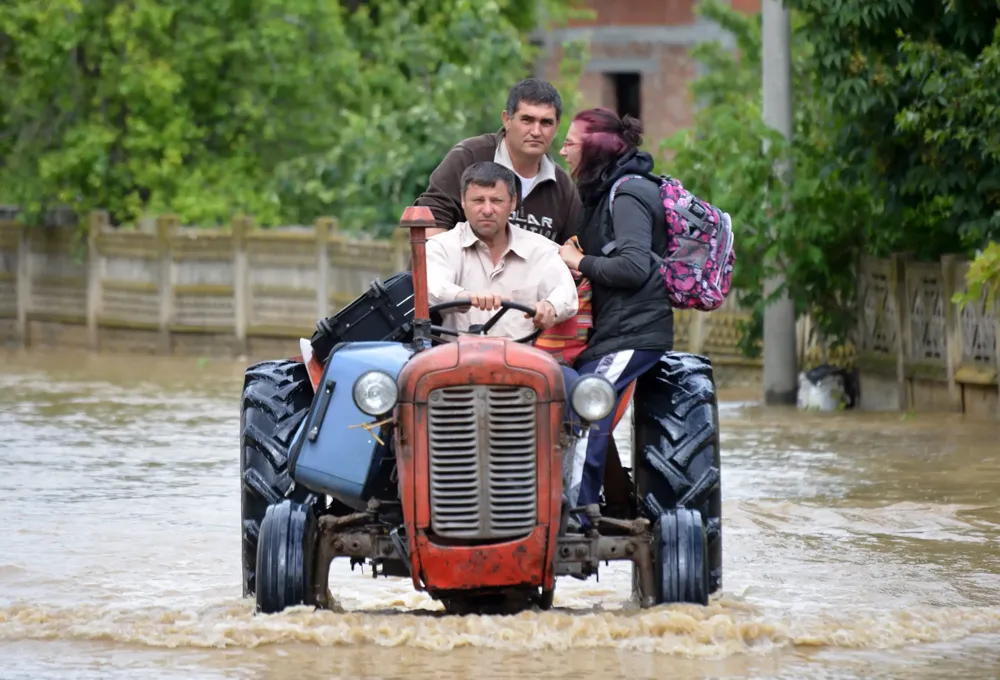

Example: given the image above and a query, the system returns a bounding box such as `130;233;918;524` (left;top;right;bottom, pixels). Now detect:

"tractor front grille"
427;385;538;540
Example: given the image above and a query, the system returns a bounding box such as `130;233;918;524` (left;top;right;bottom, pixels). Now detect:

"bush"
659;0;878;353
0;0;588;231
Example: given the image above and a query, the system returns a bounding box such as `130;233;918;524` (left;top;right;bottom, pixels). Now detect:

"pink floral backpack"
610;173;736;312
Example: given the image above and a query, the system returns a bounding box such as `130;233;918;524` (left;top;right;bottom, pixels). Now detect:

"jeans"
563;349;665;512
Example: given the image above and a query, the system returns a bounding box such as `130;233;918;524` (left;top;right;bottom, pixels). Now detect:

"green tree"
0;0;358;227
958;242;1000;308
659;0;878;354
893;22;1000;304
782;0;1000;257
273;0;589;237
0;0;589;232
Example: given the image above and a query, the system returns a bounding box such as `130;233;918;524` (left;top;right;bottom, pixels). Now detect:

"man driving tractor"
425;160;587;424
414;78;580;244
425;161;579;340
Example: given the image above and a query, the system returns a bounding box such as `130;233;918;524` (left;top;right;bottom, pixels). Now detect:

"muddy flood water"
2;348;1000;679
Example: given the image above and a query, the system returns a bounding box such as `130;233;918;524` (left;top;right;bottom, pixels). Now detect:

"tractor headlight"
570;375;617;422
352;370;398;416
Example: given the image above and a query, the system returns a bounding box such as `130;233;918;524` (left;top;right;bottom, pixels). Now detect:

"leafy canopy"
659;0;878;353
783;0;1000;256
661;0;1000;352
0;0;587;231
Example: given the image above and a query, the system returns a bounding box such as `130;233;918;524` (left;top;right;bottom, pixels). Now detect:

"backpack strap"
608;174;648;212
604;172;662;255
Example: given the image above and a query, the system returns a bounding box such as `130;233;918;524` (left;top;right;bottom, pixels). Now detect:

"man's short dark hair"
506;78;563;121
460;162;519;202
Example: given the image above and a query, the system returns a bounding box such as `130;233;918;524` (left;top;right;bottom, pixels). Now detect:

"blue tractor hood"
287;341;416;510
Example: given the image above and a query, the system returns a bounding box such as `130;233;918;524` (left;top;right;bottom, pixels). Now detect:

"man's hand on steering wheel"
427;297;544;343
461;291;503;312
526;300;557;329
463;293;556;329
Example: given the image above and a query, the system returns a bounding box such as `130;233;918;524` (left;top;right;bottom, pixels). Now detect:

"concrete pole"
761;0;799;405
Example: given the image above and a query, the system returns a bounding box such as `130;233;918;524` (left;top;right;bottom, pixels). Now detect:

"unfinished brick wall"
543;0;761;154
570;48;697;149
567;0;696;26
731;0;763;13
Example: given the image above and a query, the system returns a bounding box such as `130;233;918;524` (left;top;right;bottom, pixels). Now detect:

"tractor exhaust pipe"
399;206;435;349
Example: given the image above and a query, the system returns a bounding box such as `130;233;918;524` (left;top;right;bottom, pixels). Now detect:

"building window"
610;72;642;119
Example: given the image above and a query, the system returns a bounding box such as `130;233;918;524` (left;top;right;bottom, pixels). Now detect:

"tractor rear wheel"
633;352;723;594
240;359;322;598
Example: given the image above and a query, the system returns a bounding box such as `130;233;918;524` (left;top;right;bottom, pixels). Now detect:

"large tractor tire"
240;359;322;598
633;352;723;594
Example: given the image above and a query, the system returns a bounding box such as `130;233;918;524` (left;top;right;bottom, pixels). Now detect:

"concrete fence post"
156;215;179;354
939;255;963;412
391;228;411;273
687;311;706;355
15;223;29;346
232;214;250;355
995;309;1000;420
315;217;334;320
890;254;911;411
86;211;109;351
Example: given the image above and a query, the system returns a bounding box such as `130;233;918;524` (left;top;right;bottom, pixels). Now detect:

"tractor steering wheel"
428;299;543;344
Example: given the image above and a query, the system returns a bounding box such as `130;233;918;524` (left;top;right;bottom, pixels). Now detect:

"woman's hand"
559;239;584;271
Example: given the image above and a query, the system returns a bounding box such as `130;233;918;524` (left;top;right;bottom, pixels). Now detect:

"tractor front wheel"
255;500;319;614
653;508;710;606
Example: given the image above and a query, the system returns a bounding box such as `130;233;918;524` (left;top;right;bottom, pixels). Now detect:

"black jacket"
574;149;674;366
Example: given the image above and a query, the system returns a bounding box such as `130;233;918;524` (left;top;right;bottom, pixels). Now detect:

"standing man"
414;78;581;244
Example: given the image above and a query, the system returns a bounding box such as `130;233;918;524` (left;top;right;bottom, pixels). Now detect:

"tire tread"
635;352;723;593
240;359;317;597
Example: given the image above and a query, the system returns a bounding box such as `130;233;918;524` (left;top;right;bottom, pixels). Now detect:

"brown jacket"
414;129;582;244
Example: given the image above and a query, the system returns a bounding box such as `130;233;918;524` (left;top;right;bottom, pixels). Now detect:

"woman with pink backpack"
555;107;733;534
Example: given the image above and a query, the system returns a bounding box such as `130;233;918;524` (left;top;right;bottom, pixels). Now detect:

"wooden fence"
1;213;997;417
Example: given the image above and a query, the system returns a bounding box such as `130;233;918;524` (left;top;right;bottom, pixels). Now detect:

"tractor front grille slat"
428;385;538;540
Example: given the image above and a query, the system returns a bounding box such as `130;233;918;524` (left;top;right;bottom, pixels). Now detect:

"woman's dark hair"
569;107;643;193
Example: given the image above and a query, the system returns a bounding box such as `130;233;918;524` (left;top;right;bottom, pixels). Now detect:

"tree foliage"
957;241;1000;309
274;0;589;237
0;0;587;231
659;0;878;353
0;0;355;226
783;0;1000;256
661;0;1000;353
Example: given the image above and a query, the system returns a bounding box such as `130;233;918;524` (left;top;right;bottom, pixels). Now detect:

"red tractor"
240;207;722;614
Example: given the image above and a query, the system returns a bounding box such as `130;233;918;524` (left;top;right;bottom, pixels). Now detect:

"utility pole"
761;0;799;405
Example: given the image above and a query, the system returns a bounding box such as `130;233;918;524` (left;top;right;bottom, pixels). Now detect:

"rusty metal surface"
427;384;538;540
552;532;657;609
415;528;550;593
397;336;566;404
395;336;566;594
399;206;434;345
312;521;407;608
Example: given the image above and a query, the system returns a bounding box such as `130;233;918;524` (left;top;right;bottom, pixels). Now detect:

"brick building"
537;0;761;148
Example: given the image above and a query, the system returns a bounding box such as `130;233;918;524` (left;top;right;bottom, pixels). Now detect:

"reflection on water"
1;347;1000;679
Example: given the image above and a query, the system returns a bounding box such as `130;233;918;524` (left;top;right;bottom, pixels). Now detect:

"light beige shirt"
426;221;579;341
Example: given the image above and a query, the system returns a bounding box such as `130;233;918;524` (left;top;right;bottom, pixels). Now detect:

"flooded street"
2;347;1000;679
